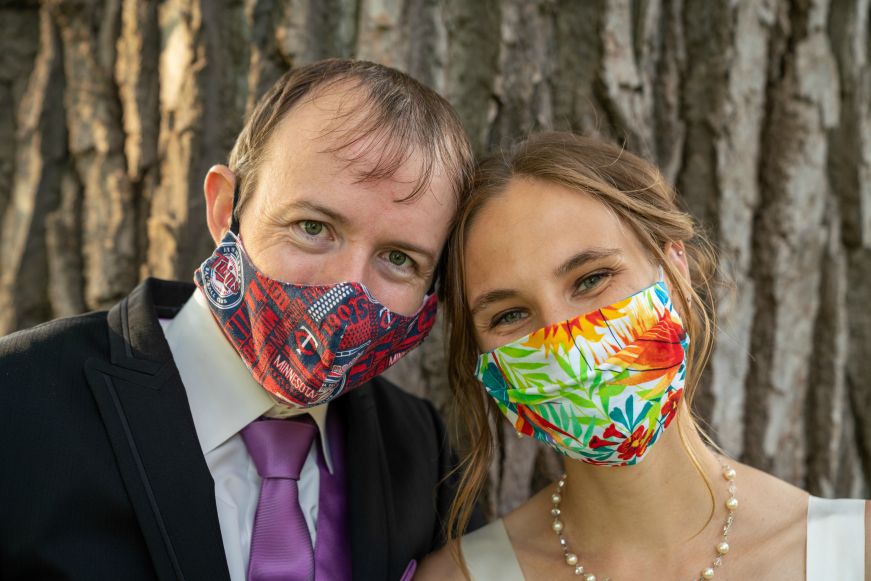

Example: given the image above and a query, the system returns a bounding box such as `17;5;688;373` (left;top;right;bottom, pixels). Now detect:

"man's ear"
204;165;236;245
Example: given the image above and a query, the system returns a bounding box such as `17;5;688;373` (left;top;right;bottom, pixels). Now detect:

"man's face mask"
194;231;438;408
475;277;689;466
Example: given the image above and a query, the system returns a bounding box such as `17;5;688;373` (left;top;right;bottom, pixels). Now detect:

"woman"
417;133;869;580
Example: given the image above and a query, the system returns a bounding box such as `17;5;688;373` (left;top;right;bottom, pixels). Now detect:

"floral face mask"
474;278;689;466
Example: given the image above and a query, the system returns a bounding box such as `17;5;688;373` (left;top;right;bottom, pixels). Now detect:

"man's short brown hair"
228;59;473;220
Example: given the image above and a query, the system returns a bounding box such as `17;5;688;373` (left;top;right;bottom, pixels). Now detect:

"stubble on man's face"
238;86;458;316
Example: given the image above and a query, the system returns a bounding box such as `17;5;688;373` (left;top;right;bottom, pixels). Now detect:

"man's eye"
387;250;411;267
301;220;325;236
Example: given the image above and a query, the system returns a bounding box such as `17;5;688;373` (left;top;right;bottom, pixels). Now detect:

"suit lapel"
343;387;395;580
85;279;230;581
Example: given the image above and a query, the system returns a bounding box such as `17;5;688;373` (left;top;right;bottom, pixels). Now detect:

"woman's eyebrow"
555;247;622;276
469;288;519;317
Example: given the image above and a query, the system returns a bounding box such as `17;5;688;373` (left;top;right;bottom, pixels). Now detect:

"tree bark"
1;0;868;513
0;6;66;333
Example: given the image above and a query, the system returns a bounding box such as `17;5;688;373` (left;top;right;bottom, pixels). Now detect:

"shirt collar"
163;289;333;473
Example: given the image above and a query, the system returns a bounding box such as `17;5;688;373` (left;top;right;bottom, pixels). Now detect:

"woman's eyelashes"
485;269;618;330
572;269;614;296
488;308;527;330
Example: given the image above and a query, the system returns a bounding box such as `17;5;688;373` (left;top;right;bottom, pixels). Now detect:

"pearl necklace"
550;464;737;580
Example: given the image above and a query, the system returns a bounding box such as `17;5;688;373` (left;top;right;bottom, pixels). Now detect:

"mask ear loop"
229;180;241;235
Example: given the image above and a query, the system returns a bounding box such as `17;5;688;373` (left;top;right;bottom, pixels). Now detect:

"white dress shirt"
160;289;332;581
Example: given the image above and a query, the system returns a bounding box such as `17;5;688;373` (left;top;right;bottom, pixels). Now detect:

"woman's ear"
664;241;690;282
204;165;237;245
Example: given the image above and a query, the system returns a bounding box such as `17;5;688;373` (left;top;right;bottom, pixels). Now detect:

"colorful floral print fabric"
475;280;689;466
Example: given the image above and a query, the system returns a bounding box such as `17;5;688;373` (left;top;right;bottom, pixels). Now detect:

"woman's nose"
537;296;582;328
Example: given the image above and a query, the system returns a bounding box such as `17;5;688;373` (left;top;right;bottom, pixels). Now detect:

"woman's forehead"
462;178;647;292
465;179;623;253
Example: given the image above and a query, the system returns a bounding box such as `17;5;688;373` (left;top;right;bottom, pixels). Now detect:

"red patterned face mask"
193;231;438;407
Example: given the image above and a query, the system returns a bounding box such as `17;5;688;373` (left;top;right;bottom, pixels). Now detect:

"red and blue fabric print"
194;231;438;408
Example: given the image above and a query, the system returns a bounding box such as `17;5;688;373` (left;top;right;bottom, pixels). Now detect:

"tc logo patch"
202;242;244;309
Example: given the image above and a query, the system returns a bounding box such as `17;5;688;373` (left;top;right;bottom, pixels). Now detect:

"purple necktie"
242;417;317;581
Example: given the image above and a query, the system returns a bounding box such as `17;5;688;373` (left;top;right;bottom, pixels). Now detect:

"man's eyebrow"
285;200;350;226
469;289;519;317
555;248;623;277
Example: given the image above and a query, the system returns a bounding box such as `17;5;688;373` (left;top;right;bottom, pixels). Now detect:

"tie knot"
241;417;318;480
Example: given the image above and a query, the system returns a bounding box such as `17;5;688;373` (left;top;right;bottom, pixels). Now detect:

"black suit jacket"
0;278;476;581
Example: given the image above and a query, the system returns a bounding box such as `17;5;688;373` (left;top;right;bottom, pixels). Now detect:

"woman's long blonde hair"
443;132;719;576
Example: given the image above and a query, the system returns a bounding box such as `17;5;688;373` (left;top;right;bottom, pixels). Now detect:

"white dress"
460;496;866;580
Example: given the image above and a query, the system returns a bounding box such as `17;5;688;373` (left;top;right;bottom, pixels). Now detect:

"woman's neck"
559;405;727;555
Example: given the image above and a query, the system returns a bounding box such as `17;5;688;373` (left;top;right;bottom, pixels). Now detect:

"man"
0;59;478;580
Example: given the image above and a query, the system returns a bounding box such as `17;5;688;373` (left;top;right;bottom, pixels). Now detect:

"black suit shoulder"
0;311;160;580
0;310;110;425
0;310;109;371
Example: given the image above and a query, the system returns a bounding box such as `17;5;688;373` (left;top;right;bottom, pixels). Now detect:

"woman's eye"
387;250;411;267
492;310;525;328
301;220;325;236
576;272;607;293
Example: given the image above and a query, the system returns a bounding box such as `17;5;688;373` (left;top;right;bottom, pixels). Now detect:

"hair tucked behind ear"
442;132;719;578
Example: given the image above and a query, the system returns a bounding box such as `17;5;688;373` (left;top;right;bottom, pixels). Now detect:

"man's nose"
317;247;370;286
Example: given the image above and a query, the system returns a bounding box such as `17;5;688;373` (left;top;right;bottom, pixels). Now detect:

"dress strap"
806;495;866;580
461;519;525;581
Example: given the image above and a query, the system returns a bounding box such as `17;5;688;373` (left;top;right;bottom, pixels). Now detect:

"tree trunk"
1;0;868;516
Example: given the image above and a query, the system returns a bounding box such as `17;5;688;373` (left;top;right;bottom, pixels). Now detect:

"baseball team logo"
201;241;244;309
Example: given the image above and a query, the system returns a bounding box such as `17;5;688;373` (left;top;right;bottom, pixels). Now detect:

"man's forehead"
263;85;451;203
267;85;367;157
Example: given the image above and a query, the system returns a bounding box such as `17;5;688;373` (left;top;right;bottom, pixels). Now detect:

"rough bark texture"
0;6;66;332
1;0;868;515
